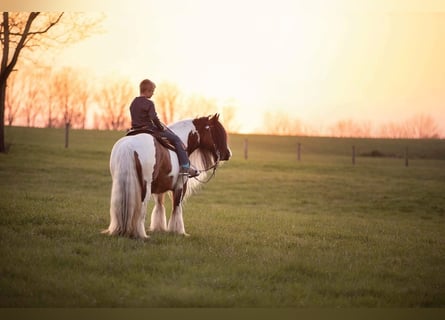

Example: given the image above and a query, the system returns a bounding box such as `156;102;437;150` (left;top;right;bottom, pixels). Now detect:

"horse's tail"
103;142;148;239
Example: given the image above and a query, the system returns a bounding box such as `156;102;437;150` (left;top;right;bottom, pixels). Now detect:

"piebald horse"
103;114;231;238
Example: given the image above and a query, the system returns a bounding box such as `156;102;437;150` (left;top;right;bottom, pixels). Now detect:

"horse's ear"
211;113;220;122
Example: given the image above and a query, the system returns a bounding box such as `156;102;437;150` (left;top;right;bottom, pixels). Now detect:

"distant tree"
379;114;440;139
50;67;79;147
263;111;292;135
154;82;181;124
70;70;91;129
90;110;103;130
184;95;218;119
0;12;103;152
221;104;240;133
263;111;312;136
52;67;78;128
40;67;59;128
329;119;373;138
24;77;42;127
406;114;440;139
379;121;407;138
155;85;242;131
96;77;134;130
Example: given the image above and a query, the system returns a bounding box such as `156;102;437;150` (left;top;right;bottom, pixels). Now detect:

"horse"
102;114;232;239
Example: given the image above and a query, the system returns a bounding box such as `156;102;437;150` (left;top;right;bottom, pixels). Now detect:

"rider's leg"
161;129;199;177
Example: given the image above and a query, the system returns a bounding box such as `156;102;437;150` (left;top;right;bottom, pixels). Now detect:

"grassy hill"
1;126;444;307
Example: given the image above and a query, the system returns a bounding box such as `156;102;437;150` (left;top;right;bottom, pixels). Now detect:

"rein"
193;160;219;184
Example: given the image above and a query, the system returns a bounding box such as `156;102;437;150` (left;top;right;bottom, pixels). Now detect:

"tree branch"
28;13;64;37
4;12;40;79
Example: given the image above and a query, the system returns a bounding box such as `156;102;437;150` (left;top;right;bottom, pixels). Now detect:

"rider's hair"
139;79;156;95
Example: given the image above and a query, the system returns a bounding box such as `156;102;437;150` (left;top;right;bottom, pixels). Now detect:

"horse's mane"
182;149;213;200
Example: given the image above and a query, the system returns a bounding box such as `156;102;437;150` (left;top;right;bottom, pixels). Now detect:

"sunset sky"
7;0;445;134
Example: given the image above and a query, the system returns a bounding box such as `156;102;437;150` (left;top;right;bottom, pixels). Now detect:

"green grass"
1;127;444;307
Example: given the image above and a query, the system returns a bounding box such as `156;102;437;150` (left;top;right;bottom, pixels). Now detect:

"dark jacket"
129;96;164;131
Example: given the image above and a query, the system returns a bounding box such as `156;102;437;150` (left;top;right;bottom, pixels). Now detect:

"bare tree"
59;69;92;129
184;94;218;119
52;67;77;128
329;119;373;138
96;77;134;130
221;104;240;133
154;82;181;124
263;111;312;136
51;67;78;147
0;12;103;152
74;75;90;129
405;114;440;139
91;110;103;130
22;70;44;127
379;114;440;139
40;67;59;128
379;121;407;138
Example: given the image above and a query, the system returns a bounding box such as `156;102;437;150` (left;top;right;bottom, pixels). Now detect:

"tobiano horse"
103;114;232;238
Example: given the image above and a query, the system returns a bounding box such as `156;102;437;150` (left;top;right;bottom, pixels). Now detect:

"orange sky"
5;0;445;135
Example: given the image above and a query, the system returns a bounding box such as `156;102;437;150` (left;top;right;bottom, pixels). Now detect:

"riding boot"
179;164;200;178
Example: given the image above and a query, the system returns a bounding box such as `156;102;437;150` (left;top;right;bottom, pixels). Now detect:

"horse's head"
190;114;232;163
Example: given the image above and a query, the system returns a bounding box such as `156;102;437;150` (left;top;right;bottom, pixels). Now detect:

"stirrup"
188;168;200;178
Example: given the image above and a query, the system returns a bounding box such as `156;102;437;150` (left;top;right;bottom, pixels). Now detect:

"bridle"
192;124;221;184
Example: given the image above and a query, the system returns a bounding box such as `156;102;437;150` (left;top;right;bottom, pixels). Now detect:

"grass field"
1;126;444;307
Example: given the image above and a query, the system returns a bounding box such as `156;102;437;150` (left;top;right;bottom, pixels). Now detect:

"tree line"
263;112;442;139
6;66;441;139
5;66;240;132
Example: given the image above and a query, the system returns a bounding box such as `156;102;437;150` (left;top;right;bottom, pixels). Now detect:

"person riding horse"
129;79;199;178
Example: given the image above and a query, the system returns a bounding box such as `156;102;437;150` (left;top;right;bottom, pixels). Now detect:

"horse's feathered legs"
150;193;167;232
167;177;189;236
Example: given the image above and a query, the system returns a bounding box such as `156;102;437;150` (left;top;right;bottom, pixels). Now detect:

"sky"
6;0;445;134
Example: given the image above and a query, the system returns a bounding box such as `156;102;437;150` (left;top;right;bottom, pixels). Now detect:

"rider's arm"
147;100;165;131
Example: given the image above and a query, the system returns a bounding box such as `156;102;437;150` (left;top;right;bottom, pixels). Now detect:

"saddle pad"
126;129;176;151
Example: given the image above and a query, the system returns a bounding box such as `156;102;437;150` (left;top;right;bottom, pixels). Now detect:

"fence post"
244;138;248;160
65;122;70;148
297;142;301;161
405;146;409;167
352;145;356;165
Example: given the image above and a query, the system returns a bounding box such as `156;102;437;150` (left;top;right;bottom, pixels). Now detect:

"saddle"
126;127;176;152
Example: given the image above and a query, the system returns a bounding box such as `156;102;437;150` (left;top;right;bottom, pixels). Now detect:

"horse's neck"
168;120;196;146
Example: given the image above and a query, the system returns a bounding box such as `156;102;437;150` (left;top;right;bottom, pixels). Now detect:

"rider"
129;79;199;178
